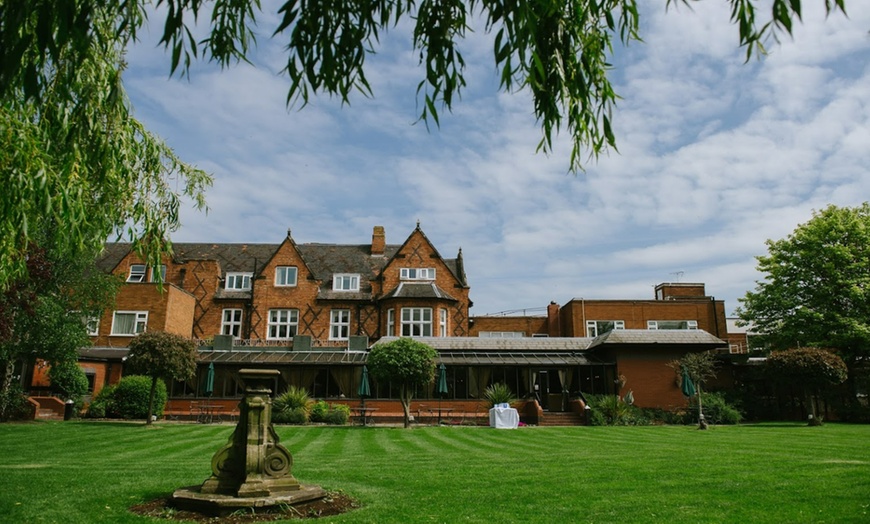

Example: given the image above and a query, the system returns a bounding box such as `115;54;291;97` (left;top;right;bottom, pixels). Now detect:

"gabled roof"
99;230;462;297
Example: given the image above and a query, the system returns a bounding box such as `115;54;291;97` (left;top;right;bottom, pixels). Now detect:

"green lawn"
1;422;868;523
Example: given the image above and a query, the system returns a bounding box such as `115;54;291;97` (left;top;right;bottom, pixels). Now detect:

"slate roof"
97;237;465;299
587;329;726;349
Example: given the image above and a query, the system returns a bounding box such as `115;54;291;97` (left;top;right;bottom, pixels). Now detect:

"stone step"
539;412;585;426
36;408;63;421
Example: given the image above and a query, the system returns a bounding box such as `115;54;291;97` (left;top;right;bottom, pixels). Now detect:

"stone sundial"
173;369;325;515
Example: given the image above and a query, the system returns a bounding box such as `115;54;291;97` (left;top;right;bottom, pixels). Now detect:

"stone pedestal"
173;369;325;515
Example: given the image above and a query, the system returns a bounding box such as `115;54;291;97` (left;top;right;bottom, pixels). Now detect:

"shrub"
695;391;742;425
86;384;117;418
48;360;89;402
310;400;330;423
325;403;350;425
113;375;167;420
484;383;517;408
273;386;312;424
586;394;649;426
0;381;33;421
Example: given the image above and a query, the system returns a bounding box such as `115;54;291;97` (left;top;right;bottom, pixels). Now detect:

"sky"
123;2;870;317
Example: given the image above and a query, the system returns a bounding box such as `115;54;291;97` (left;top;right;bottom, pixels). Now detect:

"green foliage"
309;400;330;423
0;3;211;289
368;338;437;427
47;360;89;403
0;381;32;421
126;331;198;383
0;2;846;177
273;386;312;424
737;204;870;368
112;375;167;420
585;394;649;426
324;404;350;425
691;392;742;425
483;382;517;408
766;348;849;390
85;385;117;419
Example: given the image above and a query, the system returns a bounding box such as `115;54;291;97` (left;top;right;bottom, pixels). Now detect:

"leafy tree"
47;360;90;407
670;351;718;429
367;338;437;428
737;203;870;399
766;347;848;425
0;1;847;176
0;4;211;290
125;331;198;425
0;237;119;421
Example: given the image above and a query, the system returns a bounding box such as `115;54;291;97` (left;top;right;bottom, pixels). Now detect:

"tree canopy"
737;203;870;368
0;0;847;172
367;338;437;428
766;347;848;424
0;3;211;290
125;330;198;424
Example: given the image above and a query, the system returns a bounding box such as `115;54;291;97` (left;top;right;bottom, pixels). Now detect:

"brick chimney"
371;226;385;256
547;301;561;337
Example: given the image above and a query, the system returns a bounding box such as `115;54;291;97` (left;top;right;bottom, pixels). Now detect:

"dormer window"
225;272;252;290
275;266;297;287
150;265;166;283
333;274;360;292
127;264;146;282
400;268;435;280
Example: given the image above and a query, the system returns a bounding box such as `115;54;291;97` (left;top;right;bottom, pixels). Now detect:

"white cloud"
124;2;870;316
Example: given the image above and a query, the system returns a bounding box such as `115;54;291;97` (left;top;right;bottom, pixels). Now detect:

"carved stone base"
172;484;326;516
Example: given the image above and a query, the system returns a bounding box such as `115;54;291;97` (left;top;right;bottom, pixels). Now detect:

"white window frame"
387;309;395;337
401;307;432;337
221;308;243;337
333;274;360;292
400;268;436;280
110;311;148;335
275;266;298;287
150;265;166;283
586;320;625;337
439;308;448;337
127;264;146;282
267;309;298;340
647;320;698;330
225;272;253;290
330;309;351;340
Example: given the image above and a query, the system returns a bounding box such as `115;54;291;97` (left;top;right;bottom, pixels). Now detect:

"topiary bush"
112;375;167;420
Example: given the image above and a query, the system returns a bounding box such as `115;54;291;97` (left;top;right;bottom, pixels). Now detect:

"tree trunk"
697;385;707;430
146;375;157;425
0;360;14;421
400;383;411;428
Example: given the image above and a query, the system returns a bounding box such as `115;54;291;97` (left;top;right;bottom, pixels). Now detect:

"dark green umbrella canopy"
358;365;372;398
681;367;696;398
204;362;215;397
437;363;448;397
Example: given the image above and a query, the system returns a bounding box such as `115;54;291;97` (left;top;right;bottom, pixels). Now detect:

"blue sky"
123;2;869;316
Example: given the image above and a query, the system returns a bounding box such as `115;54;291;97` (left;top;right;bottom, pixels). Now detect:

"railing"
195;338;348;349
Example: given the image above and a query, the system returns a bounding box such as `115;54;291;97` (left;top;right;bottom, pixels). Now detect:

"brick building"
58;225;744;423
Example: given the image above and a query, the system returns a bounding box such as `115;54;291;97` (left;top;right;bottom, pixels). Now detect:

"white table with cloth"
489;405;520;429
